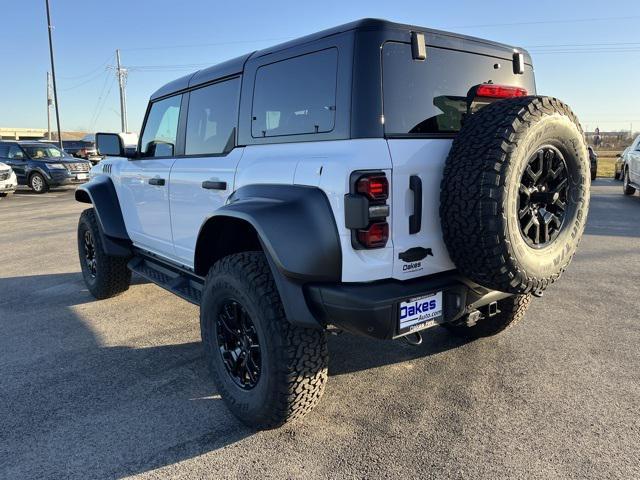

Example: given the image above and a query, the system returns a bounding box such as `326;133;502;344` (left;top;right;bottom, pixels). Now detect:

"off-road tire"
200;251;328;429
623;169;636;196
29;172;49;193
443;294;532;339
77;208;131;299
591;168;597;181
440;96;590;295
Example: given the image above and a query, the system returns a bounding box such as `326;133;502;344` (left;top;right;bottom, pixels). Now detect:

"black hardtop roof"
150;18;530;101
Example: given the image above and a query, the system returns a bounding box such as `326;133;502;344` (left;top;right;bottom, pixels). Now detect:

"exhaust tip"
403;332;423;346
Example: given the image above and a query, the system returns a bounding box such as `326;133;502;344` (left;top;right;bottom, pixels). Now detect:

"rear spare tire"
440;96;589;295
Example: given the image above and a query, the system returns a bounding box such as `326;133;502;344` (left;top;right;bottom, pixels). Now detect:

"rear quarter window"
251;48;338;138
382;42;535;136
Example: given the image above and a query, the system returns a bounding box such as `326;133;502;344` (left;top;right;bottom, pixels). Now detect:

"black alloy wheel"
216;299;262;390
83;230;97;278
517;146;569;248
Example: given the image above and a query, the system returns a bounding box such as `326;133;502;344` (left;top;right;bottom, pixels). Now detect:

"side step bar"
128;254;204;305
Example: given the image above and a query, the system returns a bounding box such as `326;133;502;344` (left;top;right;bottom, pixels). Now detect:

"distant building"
0;127;88;141
585;130;633;149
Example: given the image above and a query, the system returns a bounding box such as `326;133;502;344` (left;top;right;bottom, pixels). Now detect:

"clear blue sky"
1;0;639;134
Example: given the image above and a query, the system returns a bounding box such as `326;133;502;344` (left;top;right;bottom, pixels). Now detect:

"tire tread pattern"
204;252;328;429
78;208;131;299
440;96;587;294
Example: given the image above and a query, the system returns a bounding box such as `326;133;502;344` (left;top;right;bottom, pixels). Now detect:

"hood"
34;156;83;163
0;161;11;171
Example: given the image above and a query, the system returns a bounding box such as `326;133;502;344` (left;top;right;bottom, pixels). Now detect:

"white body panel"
105;138;456;283
387;139;456;279
116;158;176;256
626;135;640;184
236;139;394;282
169;148;245;265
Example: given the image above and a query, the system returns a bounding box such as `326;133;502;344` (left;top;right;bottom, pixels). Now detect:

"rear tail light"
357;222;389;249
356;174;388;201
474;84;528;99
345;172;390;249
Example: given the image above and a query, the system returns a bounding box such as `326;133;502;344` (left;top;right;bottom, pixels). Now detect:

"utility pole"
46;72;53;140
116;49;128;133
45;0;63;148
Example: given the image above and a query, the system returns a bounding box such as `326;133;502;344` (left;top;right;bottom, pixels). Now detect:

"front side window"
252;48;338;138
22;145;63;159
140;95;181;157
185;78;240;155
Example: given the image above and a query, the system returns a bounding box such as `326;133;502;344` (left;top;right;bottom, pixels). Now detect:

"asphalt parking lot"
0;179;639;479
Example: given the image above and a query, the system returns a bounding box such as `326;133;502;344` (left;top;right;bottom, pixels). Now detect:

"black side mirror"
96;133;125;157
616;153;622;158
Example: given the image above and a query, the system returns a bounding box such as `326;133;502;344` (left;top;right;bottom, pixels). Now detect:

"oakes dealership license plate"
398;291;443;335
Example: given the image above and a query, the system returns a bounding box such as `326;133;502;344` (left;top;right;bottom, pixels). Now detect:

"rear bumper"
305;271;511;339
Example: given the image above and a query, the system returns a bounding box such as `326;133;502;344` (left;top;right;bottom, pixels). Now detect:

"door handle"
202;180;227;190
409;175;422;234
148;177;165;186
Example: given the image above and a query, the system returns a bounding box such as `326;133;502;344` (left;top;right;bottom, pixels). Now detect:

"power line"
527;41;640;48
58;53;113;80
532;49;640;55
450;15;640;29
121;37;291;52
91;76;116;131
59;68;108;91
88;72;111;129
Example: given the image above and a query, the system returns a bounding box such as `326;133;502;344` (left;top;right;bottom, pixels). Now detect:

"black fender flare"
75;175;131;257
196;184;342;328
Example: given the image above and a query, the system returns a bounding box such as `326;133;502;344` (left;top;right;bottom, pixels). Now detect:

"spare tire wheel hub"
517;146;569;248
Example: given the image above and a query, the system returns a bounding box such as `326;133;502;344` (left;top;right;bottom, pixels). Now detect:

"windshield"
382;42;536;136
22;145;66;159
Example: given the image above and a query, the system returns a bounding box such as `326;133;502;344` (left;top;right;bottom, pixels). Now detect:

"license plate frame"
398;291;444;336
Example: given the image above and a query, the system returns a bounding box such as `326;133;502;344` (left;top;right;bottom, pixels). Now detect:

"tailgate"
382;40;535;280
388;139;455;280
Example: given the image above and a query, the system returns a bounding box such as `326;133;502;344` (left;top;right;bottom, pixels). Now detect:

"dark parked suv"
0;141;91;193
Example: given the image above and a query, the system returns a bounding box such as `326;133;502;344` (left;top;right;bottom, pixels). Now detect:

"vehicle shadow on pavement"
13;186;75;195
0;272;467;478
585;180;640;238
328;328;468;377
0;272;251;479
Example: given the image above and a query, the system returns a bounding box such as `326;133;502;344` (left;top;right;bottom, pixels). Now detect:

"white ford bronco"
77;19;590;429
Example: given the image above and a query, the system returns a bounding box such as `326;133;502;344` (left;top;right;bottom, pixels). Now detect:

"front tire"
443;294;532;339
29;172;49;193
77;208;131;299
623;169;636;196
200;252;328;429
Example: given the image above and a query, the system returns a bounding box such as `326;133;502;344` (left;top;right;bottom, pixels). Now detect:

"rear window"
252;48;338;138
185;77;240;156
382;42;535;136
